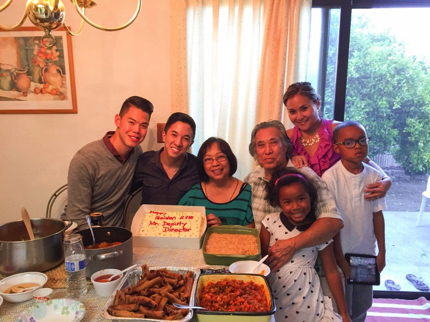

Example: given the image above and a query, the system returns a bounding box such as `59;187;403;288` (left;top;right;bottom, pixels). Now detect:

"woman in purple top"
289;118;340;177
283;82;391;200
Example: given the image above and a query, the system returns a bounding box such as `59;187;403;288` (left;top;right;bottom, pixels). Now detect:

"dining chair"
46;184;68;219
416;176;430;226
123;186;143;230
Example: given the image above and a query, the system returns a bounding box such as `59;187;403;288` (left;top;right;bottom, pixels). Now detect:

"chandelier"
0;0;142;47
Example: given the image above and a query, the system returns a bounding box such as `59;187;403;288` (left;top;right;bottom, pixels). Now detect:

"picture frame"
157;123;166;143
0;27;77;114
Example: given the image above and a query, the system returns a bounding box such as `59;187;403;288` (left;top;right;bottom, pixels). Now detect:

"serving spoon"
15;286;38;293
107;264;138;281
86;215;96;245
253;254;269;273
21;207;35;240
173;303;207;310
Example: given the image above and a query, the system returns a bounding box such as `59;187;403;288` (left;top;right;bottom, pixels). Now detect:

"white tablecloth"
1;247;220;322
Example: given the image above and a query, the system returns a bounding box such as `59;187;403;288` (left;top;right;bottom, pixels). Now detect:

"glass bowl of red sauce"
91;269;123;297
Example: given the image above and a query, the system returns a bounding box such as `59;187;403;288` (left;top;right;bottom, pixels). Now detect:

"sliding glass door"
309;1;430;296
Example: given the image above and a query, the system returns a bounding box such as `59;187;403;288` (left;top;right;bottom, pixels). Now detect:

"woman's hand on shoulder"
363;158;392;200
364;181;388;200
291;155;309;168
206;214;221;227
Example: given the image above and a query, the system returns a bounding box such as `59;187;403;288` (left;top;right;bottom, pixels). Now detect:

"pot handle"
91;250;123;261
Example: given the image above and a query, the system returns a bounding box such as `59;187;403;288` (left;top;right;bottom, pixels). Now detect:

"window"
311;0;430;297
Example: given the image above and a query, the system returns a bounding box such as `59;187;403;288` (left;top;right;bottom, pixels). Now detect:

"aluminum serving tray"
102;266;201;322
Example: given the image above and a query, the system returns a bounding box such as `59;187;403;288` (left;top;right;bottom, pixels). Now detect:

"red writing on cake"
162;221;191;232
149;209;176;220
148;210;166;215
154;215;177;220
179;215;194;220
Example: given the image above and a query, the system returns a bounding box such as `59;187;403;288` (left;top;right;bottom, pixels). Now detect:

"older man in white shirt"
244;120;343;272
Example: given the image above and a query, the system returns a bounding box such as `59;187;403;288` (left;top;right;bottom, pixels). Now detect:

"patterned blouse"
291;118;341;177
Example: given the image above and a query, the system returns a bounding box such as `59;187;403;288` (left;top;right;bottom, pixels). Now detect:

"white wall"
0;1;171;224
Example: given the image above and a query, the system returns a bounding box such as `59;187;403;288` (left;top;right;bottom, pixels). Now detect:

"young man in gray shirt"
67;96;154;230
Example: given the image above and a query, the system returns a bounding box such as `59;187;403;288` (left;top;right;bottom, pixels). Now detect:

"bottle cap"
64;233;83;243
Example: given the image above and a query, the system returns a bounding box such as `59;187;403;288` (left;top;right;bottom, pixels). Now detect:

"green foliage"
325;12;430;174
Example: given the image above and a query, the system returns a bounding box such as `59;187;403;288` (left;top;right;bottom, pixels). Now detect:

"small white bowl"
91;269;123;297
33;287;53;302
0;272;47;303
229;260;271;276
0;294;3;307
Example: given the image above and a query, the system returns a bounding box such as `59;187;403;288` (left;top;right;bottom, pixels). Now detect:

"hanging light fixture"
0;0;142;47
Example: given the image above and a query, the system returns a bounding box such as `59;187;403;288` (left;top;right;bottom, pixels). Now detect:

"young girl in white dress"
260;168;351;322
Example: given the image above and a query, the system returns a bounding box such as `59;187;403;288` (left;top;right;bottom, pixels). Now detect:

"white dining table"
1;246;220;322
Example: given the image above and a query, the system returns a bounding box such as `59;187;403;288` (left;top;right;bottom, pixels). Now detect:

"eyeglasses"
335;137;370;149
203;155;227;164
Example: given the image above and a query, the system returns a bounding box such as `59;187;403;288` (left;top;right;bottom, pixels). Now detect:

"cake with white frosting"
139;210;203;238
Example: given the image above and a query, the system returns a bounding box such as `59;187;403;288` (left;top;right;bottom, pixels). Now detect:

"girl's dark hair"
197;137;237;182
265;168;318;222
283;81;321;106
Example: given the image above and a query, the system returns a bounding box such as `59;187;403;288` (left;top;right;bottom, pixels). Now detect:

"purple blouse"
291;118;341;177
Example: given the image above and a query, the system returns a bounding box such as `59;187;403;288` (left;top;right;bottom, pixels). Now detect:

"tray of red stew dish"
194;273;275;322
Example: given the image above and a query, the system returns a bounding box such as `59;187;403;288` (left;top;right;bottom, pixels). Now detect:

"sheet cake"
139;210;203;238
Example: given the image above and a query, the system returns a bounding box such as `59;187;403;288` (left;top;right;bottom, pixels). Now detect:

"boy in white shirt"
322;121;386;322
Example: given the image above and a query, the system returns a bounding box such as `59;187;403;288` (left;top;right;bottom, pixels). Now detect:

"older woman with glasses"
179;137;254;228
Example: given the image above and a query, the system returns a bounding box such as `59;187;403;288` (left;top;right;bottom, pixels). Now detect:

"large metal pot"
76;226;133;278
0;218;67;276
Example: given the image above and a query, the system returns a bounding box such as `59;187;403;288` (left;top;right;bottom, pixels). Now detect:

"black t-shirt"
132;149;200;205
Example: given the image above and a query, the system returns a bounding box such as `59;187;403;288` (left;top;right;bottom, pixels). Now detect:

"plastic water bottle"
64;234;87;297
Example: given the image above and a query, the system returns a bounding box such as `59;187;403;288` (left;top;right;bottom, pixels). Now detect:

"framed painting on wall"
0;27;77;114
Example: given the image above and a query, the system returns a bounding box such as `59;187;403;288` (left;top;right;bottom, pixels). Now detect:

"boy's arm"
373;210;386;272
333;233;350;281
320;243;351;322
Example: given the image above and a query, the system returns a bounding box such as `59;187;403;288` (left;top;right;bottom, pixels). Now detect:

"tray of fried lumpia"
102;264;200;321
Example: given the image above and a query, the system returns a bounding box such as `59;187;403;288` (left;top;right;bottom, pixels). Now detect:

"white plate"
0;294;3;306
15;298;85;322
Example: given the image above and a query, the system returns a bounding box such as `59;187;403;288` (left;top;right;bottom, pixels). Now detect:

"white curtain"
171;0;311;179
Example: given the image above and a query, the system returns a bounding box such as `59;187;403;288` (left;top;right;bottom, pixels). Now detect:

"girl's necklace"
204;178;239;201
300;133;320;146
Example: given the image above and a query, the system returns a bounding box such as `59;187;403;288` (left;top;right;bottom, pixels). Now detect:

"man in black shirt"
133;112;200;205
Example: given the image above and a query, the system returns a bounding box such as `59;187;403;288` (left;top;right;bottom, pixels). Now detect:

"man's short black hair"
119;96;154;118
164;112;196;141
